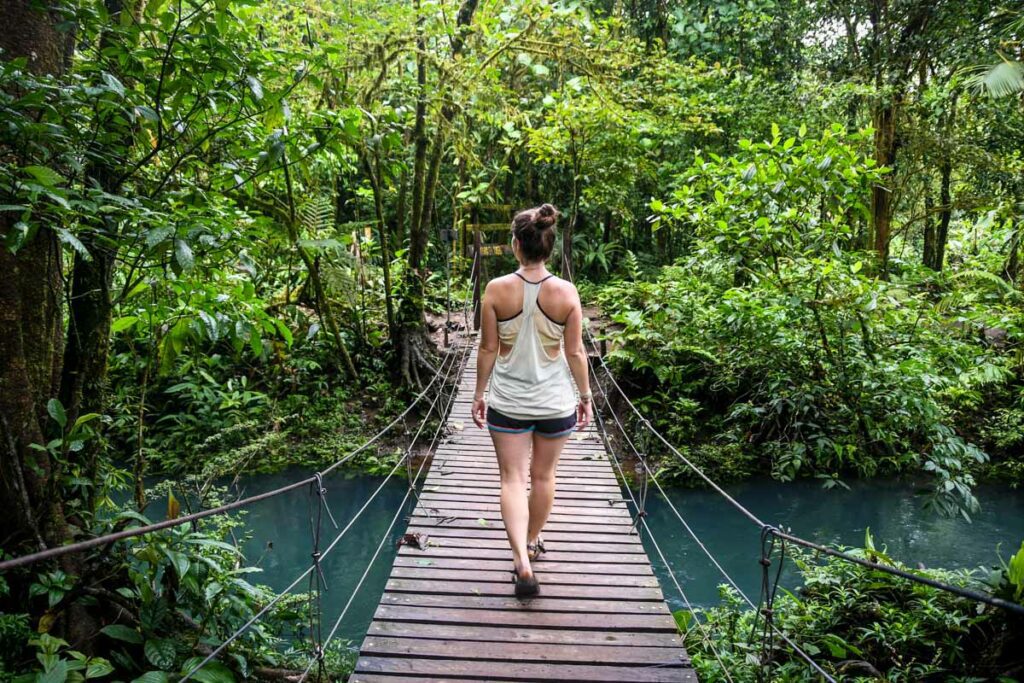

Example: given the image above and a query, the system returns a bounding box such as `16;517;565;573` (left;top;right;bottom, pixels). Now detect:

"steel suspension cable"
592;402;736;681
589;351;836;681
295;334;475;681
564;258;1024;618
565;258;836;680
181;319;471;679
183;256;481;681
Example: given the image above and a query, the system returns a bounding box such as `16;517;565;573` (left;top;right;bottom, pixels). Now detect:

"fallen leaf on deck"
397;532;430;549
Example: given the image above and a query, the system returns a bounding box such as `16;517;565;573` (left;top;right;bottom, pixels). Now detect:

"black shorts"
486;406;576;438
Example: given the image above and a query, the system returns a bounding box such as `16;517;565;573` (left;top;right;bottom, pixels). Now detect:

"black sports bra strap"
513;271;555;285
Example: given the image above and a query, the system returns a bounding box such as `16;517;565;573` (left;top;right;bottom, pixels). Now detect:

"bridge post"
472;227;482;331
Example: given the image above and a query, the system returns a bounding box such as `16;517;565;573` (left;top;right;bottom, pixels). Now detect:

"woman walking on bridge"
471;203;594;598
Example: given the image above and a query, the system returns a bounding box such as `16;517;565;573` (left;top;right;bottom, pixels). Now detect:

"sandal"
510;566;540;598
527;536;546;561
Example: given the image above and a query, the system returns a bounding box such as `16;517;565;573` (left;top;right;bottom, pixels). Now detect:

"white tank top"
487;274;576;420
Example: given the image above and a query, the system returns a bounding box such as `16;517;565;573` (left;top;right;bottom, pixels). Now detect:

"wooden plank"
419;492;626;507
389;567;661;587
380;593;668;614
411;500;633;517
402;526;640;543
399;536;646;554
392;556;656;575
383;578;663;600
397;547;650;564
372;605;678;631
406;517;638;534
353;657;694;682
359;636;687;666
365;621;683;648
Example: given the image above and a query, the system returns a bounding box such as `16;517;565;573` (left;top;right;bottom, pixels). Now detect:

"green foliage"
683;540;1024;682
596;126;1020;517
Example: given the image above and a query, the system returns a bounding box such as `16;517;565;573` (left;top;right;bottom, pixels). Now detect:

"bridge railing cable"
564;257;1024;679
583;347;831;680
179;336;468;682
592;405;736;680
181;261;479;681
295;325;477;681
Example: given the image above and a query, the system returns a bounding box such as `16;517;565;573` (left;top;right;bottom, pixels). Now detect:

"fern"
299;195;335;235
951;268;1020;297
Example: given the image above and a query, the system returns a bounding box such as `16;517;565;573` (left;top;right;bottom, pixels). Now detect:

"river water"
229;469;1024;646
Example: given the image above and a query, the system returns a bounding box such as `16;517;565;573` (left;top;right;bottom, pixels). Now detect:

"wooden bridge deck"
351;344;695;682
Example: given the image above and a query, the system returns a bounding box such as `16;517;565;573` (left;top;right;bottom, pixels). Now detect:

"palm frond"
968;60;1024;98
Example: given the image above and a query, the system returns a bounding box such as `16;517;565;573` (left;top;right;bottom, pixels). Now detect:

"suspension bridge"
2;259;1021;683
349;342;694;682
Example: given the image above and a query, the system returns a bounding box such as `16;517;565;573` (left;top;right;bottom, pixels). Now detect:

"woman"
471;203;593;598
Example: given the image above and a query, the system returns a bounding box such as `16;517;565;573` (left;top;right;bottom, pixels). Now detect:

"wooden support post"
561;220;573;280
472;228;482;331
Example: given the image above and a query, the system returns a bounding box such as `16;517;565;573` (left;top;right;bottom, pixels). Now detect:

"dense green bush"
682;537;1024;681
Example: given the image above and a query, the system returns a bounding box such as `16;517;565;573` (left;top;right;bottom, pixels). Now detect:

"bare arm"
563;286;593;430
472;282;499;428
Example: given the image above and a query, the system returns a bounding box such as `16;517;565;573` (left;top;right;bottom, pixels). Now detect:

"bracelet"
579;391;593;403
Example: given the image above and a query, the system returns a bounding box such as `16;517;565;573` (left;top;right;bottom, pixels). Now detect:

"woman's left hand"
472;396;487;429
577;399;593;431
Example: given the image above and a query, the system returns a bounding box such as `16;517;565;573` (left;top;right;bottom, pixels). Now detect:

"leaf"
101;72;125;97
246;76;263;101
57;229;91;261
204;581;223;603
111;316;139;334
131;673;168;683
47;399;67;430
979;60;1024;98
23;165;63;187
476;518;489;527
85;658;114;679
143;639;176;670
167;492;180;520
162;548;189;578
173;239;194;273
180;659;235;683
274;319;293;346
100;625;143;644
135;105;159;122
39;660;68;683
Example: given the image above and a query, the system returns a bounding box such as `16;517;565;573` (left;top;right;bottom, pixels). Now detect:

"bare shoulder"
547;276;580;301
484;273;517;293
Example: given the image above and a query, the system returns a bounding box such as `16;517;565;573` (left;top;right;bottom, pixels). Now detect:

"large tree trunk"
923;176;936;269
871;100;897;269
397;0;478;386
0;0;93;645
932;158;952;272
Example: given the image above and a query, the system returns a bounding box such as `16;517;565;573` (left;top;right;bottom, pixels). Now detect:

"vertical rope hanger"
306;472;337;681
753;526;786;682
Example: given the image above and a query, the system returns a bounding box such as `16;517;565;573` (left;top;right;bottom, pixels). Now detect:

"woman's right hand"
472;396;487;429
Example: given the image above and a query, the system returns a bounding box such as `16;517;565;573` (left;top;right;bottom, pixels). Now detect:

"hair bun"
535;203;558;229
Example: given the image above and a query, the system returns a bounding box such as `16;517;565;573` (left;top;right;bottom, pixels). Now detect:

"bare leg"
490;429;534;577
528;431;570;545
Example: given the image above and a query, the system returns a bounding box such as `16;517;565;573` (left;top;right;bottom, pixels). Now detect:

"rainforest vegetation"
2;0;1024;680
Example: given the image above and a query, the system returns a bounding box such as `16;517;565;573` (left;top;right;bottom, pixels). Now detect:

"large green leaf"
99;624;142;645
143;638;176;670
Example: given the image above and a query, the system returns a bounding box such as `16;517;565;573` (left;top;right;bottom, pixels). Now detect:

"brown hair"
511;203;559;263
